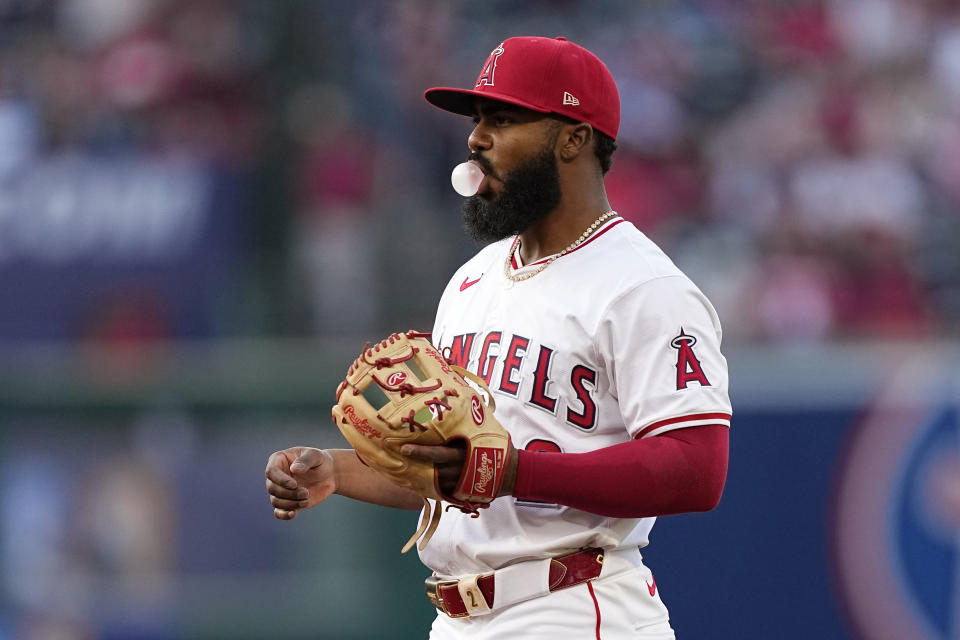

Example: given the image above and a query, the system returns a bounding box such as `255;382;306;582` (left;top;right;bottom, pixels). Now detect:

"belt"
425;547;606;618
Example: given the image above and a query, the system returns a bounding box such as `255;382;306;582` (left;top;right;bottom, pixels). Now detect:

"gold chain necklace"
504;210;618;282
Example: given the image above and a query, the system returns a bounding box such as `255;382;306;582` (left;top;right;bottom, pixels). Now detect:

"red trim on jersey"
636;412;732;438
513;424;728;517
509;235;521;269
588;581;602;639
562;218;625;258
508;218;626;269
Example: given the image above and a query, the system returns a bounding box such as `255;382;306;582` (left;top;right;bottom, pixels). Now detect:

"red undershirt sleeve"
512;424;729;518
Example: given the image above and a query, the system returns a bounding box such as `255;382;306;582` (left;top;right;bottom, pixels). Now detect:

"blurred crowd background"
0;1;957;639
0;0;957;344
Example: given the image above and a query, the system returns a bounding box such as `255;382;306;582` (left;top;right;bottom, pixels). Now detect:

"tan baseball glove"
332;330;511;552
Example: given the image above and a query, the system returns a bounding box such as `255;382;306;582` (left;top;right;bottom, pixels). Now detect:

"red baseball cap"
425;36;620;140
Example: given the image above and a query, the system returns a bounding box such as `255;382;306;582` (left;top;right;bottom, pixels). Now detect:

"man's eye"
495;116;512;125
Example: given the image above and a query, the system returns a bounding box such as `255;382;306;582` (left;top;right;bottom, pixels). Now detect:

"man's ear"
557;122;594;162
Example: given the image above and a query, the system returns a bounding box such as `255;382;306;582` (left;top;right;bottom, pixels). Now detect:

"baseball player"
265;36;731;639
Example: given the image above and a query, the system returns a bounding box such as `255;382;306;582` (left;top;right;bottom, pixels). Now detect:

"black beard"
461;145;562;243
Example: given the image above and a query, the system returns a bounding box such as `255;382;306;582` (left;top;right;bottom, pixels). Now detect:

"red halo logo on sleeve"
671;328;710;390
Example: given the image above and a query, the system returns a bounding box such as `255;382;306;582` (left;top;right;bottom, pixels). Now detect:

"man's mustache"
468;152;498;181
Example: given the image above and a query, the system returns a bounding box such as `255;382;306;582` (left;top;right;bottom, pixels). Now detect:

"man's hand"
265;447;337;520
401;440;519;498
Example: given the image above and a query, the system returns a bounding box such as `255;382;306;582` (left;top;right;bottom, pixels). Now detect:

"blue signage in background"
897;406;958;638
0;153;245;341
652;407;855;638
647;348;960;640
832;355;960;640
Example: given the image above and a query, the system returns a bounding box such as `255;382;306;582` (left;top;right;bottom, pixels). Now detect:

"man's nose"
468;124;491;153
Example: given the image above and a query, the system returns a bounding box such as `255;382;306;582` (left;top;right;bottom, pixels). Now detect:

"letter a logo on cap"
562;91;580;106
475;43;505;88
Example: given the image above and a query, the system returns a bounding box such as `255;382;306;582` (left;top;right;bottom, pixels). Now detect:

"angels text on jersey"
440;328;711;434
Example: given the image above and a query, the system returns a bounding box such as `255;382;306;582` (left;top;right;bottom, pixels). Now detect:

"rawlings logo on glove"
332;330;511;552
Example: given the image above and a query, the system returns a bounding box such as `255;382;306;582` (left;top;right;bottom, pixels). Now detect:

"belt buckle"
425;575;459;615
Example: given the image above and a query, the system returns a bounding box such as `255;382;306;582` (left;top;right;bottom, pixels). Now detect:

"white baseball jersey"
419;216;732;577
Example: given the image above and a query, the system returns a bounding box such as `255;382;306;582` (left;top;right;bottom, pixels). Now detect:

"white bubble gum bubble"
451;161;484;197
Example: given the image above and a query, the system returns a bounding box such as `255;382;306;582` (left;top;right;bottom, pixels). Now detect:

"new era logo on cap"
424;36;620;140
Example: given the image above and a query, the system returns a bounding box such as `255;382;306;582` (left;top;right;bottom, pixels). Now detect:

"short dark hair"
551;115;617;175
595;131;617;175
